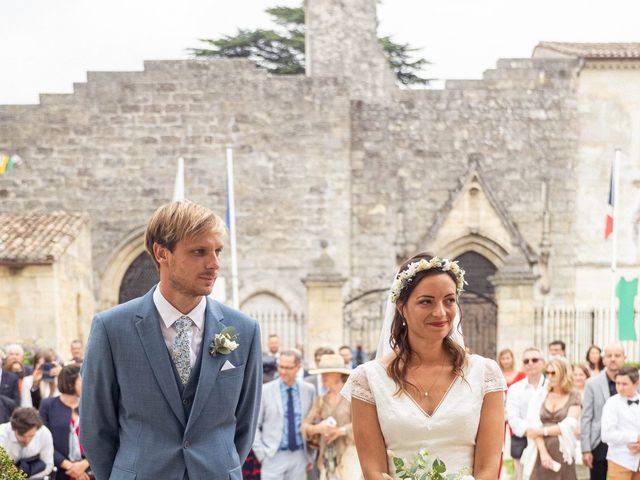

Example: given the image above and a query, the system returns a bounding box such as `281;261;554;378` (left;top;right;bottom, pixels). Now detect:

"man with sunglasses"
506;347;546;480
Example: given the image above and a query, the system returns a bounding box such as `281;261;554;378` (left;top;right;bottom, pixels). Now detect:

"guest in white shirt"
601;366;640;480
506;347;546;480
0;407;54;479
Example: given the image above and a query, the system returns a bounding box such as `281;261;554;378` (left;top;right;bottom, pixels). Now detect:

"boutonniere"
209;326;239;356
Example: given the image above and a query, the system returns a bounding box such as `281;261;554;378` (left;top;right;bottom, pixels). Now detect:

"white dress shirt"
0;422;54;478
506;375;546;437
153;285;206;368
601;393;640;472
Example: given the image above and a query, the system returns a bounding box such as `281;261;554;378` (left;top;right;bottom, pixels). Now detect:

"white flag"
172;157;185;201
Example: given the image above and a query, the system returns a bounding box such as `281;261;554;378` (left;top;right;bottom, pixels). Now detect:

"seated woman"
40;364;91;480
522;356;581;480
302;354;362;480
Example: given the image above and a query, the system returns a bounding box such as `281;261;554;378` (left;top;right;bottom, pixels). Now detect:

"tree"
189;4;430;86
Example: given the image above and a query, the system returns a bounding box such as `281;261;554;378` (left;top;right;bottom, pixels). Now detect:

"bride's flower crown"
389;256;466;302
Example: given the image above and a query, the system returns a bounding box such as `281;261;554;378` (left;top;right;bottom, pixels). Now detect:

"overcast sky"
1;0;638;104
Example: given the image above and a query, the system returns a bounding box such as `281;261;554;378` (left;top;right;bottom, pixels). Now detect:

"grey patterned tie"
172;315;192;384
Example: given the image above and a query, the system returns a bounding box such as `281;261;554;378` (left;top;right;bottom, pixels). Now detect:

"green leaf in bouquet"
433;458;446;474
394;457;405;469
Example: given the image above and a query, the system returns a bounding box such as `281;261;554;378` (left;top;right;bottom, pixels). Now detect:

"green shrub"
0;447;26;480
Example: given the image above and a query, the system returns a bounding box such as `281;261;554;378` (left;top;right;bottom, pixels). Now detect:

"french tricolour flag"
604;161;614;240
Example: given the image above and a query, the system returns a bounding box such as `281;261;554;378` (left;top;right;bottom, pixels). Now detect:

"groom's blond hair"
145;201;226;268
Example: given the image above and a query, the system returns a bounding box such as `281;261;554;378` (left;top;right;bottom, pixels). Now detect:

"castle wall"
348;58;582;305
0;59;354;314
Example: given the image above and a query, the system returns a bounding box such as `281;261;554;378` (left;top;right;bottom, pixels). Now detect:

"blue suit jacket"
79;287;262;480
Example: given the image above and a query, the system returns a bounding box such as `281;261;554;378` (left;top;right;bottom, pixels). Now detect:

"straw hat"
309;354;352;375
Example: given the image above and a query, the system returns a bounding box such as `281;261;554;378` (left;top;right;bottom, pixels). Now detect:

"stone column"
492;270;538;360
302;242;346;368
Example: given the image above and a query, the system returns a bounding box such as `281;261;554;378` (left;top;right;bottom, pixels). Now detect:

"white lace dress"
341;354;506;476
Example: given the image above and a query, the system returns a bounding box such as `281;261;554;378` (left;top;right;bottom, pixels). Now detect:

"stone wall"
0;222;93;353
348;58;581;302
0;59;353;316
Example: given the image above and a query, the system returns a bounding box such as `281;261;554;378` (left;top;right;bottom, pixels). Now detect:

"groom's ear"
153;242;169;265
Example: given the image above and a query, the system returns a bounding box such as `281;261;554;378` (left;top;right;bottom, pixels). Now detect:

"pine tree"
190;4;430;85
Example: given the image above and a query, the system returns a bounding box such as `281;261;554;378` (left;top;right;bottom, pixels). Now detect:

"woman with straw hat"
302;354;362;480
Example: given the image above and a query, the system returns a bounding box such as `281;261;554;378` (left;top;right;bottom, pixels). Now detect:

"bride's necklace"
413;356;446;397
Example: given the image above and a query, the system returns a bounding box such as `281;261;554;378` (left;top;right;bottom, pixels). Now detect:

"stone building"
0;213;94;353
0;0;638;362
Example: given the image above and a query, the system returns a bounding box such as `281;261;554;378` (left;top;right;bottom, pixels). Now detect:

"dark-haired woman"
585;346;604;376
40;364;92;480
342;253;506;480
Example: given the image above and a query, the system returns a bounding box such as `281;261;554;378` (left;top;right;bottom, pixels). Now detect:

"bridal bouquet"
382;449;474;480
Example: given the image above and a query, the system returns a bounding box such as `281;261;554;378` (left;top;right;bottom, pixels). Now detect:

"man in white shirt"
506;347;546;480
0;407;54;479
601;366;640;480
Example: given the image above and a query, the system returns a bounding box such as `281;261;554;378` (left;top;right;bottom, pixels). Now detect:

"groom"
80;201;262;480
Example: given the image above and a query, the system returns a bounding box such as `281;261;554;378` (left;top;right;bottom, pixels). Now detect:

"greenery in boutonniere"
209;327;239;356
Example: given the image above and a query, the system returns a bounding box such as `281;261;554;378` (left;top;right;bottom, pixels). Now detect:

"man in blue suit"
80;201;262;480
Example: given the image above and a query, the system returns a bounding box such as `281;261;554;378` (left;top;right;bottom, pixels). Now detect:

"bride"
342;252;506;479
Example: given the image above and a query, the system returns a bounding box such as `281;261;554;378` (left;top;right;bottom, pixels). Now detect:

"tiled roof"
0;212;88;265
534;42;640;59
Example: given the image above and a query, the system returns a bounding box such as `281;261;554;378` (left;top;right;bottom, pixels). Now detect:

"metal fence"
534;307;640;363
249;311;306;350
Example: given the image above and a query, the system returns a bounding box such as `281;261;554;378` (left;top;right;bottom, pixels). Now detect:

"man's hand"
582;452;593;469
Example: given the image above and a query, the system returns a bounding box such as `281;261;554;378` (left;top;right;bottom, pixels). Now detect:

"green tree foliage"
190;4;430;85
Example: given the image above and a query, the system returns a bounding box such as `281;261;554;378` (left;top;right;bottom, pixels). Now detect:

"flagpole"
172;157;185;201
609;149;621;340
226;146;239;310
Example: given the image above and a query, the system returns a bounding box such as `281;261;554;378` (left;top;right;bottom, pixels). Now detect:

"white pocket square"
221;360;236;371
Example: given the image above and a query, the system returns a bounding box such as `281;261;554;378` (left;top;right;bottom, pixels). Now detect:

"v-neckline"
373;360;460;418
404;375;458;418
543;394;571;414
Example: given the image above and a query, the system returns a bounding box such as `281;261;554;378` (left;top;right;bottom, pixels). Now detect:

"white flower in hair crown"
389;256;466;303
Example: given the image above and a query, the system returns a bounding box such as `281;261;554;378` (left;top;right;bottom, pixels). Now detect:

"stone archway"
455;251;498;358
118;252;159;304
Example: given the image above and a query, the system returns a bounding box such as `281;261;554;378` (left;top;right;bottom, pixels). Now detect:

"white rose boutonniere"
209;326;239;356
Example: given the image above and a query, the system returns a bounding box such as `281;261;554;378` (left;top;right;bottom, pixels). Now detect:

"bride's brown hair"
387;252;467;396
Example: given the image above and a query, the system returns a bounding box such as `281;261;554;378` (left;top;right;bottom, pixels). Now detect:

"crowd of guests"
246;334;368;480
501;340;639;480
0;341;91;479
2;334;638;480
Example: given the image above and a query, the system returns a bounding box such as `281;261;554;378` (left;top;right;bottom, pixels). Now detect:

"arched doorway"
455;251;497;358
118;252;159;304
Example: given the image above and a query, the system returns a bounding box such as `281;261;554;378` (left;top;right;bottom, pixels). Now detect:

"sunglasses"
523;358;541;365
546;371;556;376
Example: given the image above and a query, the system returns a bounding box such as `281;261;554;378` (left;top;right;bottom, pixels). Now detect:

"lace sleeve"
483;358;507;396
341;364;375;405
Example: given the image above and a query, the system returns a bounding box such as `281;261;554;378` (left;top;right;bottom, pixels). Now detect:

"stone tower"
304;0;395;100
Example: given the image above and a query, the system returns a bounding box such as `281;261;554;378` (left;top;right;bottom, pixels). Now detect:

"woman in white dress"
342;252;506;479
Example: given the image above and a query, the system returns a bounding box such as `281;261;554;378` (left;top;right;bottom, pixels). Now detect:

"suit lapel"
135;289;186;427
276;381;284;417
599;372;611;401
186;298;227;428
